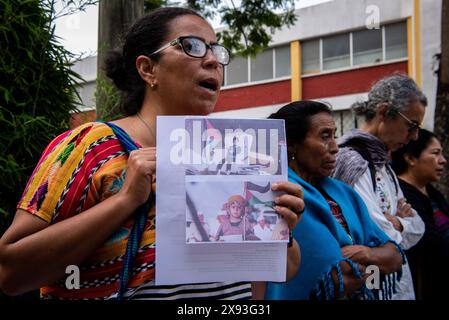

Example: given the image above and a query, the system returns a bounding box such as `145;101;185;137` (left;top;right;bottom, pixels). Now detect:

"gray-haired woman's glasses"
149;36;231;66
397;111;421;133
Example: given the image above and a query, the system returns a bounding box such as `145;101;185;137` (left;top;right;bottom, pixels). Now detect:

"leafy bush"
0;0;81;233
95;74;122;121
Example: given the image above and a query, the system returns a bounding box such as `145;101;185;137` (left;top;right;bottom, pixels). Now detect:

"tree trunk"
96;0;144;119
434;0;449;199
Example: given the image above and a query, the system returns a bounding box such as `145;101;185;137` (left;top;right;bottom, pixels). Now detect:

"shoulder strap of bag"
101;121;154;300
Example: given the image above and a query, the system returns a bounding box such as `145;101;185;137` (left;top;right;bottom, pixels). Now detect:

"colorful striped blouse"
18;122;251;300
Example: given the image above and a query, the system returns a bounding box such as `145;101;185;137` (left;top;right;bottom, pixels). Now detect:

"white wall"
71;55;97;111
270;0;413;45
212;104;285;118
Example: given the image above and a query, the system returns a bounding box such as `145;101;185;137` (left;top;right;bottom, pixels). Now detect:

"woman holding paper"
265;101;403;300
0;7;303;299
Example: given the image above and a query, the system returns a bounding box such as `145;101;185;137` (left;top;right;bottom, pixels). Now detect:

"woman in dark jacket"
392;128;449;299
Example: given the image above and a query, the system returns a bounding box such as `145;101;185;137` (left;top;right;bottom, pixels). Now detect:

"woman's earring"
150;82;156;88
290;154;295;161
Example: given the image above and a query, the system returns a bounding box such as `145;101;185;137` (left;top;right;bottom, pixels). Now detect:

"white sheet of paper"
156;116;288;285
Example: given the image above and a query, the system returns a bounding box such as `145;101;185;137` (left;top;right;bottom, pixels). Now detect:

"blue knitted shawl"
265;168;403;300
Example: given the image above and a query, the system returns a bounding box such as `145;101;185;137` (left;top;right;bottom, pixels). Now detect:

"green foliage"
144;0;174;12
0;0;81;232
217;0;296;57
95;74;122;121
144;0;297;57
55;0;98;17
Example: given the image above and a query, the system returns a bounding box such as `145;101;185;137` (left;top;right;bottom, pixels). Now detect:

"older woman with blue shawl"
265;101;404;300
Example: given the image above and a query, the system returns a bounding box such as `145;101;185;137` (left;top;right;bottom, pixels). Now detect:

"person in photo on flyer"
214;195;255;242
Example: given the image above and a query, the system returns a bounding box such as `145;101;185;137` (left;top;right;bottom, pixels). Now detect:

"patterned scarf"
333;129;389;186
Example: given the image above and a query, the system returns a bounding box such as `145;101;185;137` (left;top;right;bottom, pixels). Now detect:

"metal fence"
333;110;365;137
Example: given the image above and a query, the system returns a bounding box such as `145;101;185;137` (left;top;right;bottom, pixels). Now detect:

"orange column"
291;40;302;101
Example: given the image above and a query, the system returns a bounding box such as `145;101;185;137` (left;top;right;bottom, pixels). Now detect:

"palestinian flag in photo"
203;118;222;148
244;182;274;207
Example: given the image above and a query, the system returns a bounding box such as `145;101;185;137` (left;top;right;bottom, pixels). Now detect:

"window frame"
322;32;351;71
224;55;249;86
223;44;292;89
301;20;408;76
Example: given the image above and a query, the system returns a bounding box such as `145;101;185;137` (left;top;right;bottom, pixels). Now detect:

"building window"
226;56;248;85
251;49;273;82
385;22;408;60
301;39;320;75
275;45;291;77
353;28;382;65
301;21;407;75
323;33;350;70
224;45;291;87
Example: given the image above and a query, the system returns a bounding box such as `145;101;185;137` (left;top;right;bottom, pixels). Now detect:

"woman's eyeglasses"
397;111;421;133
149;36;231;66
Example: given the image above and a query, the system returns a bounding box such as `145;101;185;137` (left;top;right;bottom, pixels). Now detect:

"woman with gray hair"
333;74;426;299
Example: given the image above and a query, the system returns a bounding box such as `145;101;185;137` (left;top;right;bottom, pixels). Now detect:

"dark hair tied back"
105;50;128;91
268;100;332;147
352;100;375;119
104;7;204;116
